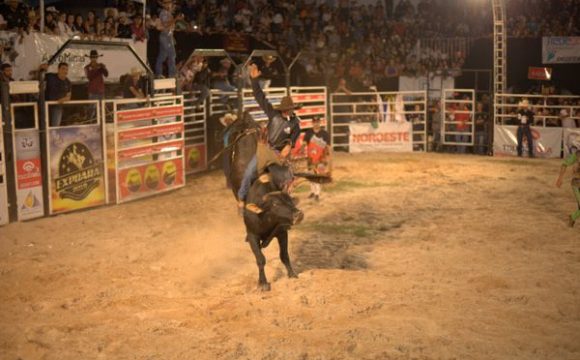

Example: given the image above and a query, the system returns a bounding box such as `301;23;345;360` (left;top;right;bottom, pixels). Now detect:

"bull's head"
262;191;304;227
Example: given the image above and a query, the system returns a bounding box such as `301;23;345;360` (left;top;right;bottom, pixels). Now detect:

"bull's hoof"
288;271;299;279
258;282;271;292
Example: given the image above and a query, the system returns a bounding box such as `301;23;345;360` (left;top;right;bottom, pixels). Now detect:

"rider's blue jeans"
237;154;257;201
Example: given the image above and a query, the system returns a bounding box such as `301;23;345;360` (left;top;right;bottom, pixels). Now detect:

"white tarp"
493;125;563;159
349;121;413;153
0;31;147;82
563;128;580;157
542;37;580;64
399;76;455;99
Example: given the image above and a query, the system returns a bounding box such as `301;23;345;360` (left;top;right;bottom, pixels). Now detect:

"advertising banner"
349;121;413;153
114;102;185;203
493;125;562;159
542;37;580;64
563;128;580;157
185;144;206;174
14;129;44;220
48;125;106;214
117;158;184;202
528;67;552;80
0;31;147;82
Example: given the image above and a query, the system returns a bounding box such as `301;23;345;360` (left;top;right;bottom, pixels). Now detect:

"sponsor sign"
563;128;580;157
0;31;147;82
118;158;184;202
493;125;562;159
349;121;413;153
14;130;44;220
114;102;186;203
528;67;552;81
542;37;580;64
48;125;106;214
185;144;206;174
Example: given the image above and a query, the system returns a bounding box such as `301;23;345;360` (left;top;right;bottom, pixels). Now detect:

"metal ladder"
492;0;507;125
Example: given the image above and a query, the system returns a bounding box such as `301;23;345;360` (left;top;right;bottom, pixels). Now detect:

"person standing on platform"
516;99;535;158
84;49;108;121
303;116;331;201
155;0;176;78
42;62;71;127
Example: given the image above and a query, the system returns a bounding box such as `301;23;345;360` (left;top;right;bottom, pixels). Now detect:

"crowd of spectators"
0;0;146;42
1;0;579;89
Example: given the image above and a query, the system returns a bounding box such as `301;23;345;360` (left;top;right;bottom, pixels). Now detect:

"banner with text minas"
349;121;413;153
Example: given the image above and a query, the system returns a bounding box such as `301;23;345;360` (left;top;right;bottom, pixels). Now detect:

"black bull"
222;112;303;291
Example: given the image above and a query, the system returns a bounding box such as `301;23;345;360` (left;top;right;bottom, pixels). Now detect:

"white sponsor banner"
563;128;580;157
0;31;147;82
493;125;562;158
542;37;580;64
399;76;454;99
349;121;413;153
14;130;45;220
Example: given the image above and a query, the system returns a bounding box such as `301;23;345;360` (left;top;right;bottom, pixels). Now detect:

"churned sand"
0;153;578;360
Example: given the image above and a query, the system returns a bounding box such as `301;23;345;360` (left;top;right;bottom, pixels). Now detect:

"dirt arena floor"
0;152;579;360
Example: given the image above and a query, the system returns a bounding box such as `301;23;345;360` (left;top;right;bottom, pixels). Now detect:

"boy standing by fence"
303;116;331;201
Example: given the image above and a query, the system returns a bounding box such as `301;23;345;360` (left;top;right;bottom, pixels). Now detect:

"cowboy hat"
560;109;569;117
130;66;142;75
87;49;103;58
220;58;232;65
219;113;237;127
46;6;58;13
274;96;300;111
518;99;529;107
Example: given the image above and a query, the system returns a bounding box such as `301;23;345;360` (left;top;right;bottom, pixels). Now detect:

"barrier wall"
329;91;427;152
494;93;580;158
104;96;185;204
182;91;208;174
10;102;45;220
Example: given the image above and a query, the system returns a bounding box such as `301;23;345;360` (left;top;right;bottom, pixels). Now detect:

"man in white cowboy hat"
560;108;577;128
556;135;580;227
236;63;301;208
516;99;534;158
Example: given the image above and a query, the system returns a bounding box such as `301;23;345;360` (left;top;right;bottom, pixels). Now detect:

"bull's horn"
262;191;283;201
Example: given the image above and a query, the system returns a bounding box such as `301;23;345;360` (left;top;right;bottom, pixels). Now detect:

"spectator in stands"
44;8;58;34
42;62;72;127
122;67;146;99
84;10;96;34
117;13;132;38
155;0;177;78
131;14;146;41
73;14;85;34
516;99;535;158
1;0;28;32
84;50;108;102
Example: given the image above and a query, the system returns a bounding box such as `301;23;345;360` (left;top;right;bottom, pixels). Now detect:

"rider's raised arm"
251;77;277;122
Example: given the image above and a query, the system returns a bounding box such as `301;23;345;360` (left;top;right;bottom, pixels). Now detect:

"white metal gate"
329;90;427;151
182;90;208;174
442;89;475;146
